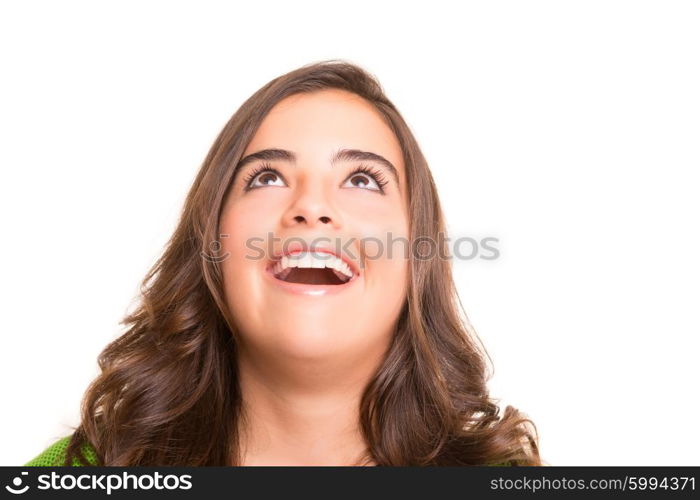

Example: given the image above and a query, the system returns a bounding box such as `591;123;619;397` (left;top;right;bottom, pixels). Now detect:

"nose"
281;179;342;229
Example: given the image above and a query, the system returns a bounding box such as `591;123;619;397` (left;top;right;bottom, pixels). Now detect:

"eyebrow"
233;148;401;189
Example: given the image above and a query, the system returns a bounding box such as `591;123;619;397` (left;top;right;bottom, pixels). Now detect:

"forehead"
243;89;405;176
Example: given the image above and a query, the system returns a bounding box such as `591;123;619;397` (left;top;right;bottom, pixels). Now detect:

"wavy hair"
64;60;543;466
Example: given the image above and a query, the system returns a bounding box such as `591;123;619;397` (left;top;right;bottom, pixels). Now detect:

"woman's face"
219;89;409;366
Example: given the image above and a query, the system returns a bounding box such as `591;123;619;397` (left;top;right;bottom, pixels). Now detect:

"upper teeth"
273;252;354;279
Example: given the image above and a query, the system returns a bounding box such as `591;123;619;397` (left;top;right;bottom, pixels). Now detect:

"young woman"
26;60;542;466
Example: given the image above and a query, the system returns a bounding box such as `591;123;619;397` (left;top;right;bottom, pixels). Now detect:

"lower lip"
263;264;360;297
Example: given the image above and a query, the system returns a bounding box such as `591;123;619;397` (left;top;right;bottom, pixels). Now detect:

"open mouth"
270;251;356;285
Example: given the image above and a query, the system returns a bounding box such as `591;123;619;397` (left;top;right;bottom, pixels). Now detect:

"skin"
218;89;409;465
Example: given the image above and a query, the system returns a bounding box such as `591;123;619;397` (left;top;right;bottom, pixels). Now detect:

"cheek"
355;205;410;334
366;250;409;302
219;197;276;262
217;203;274;328
335;187;408;231
337;189;407;223
350;207;410;268
347;257;408;355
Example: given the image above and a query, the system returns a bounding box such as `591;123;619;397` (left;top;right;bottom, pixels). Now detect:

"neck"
234;343;384;466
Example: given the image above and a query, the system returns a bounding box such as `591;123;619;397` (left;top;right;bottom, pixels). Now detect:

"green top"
25;435;514;466
25;436;99;466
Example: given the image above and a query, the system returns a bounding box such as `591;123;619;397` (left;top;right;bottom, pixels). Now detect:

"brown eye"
246;169;286;190
258;173;279;185
343;173;381;191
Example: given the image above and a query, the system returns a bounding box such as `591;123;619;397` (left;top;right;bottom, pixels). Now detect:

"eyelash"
351;164;389;191
242;162;389;193
242;163;281;190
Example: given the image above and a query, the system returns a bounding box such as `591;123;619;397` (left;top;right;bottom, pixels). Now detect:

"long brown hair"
64;59;542;466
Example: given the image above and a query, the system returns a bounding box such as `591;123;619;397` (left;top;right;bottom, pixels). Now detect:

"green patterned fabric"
24;436;99;466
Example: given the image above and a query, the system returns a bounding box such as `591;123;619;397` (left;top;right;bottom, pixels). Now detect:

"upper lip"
268;240;361;278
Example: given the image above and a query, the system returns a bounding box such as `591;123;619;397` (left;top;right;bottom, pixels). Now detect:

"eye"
250;171;284;188
243;165;286;190
342;165;389;193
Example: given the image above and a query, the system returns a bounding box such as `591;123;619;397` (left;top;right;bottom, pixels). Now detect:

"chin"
270;323;357;360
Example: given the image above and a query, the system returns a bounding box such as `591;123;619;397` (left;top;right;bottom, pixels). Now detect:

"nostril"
319;216;331;224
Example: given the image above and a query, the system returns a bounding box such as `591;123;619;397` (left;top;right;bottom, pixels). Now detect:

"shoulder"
24;435;99;466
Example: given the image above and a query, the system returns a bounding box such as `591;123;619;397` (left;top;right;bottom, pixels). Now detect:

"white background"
1;1;698;466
